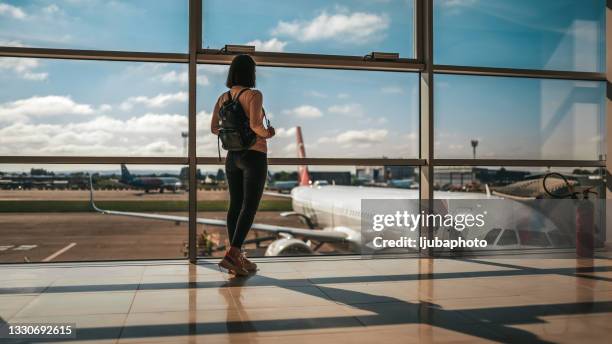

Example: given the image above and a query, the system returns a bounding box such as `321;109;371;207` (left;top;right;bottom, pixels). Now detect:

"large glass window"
0;59;188;156
197;65;419;158
0;164;188;263
434;74;605;160
0;0;188;52
197;164;419;258
202;0;414;57
433;165;605;251
434;0;606;72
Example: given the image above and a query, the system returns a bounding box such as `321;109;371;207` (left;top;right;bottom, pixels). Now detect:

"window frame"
0;0;607;263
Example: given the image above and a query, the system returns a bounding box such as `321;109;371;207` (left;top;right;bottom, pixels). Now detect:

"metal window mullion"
187;0;202;264
0;156;187;164
0;47;188;63
197;50;423;72
196;157;426;166
433;159;606;168
418;0;434;257
605;2;611;247
434;64;606;82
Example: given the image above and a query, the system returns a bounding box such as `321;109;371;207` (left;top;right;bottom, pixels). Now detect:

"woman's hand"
267;126;276;138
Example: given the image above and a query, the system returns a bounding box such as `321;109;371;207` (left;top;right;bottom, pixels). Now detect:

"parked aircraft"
91;128;565;255
120;164;182;193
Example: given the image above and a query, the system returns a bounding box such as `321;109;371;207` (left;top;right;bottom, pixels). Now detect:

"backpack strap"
217;135;222;162
262;108;270;128
233;88;249;101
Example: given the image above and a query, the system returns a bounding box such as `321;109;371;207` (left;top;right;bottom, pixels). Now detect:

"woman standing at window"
211;54;275;276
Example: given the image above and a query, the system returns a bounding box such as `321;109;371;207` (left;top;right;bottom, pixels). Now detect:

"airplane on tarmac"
266;172;298;194
90;128;564;256
120;164;183;193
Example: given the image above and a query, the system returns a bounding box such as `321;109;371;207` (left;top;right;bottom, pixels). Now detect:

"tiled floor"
0;256;611;343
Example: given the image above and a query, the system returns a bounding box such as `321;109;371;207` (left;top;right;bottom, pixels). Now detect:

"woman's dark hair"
226;54;256;88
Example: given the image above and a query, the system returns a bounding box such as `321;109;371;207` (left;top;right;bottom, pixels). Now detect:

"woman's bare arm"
248;91;273;138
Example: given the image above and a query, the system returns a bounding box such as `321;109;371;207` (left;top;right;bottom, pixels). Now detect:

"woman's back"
211;86;270;153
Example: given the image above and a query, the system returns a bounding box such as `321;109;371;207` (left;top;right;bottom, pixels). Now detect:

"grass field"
0;199;292;212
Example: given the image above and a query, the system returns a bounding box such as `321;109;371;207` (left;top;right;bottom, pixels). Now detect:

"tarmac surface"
0;189;309;264
0;211;310;263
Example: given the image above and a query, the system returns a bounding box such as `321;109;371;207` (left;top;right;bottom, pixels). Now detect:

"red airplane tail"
296;126;311;186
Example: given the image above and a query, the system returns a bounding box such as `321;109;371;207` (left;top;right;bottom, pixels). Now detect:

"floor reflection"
0;256;610;343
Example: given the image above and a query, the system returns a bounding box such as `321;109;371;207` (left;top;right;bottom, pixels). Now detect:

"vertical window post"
606;1;612;250
188;0;202;264
418;0;434;257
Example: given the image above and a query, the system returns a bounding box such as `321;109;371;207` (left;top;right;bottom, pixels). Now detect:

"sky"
0;0;606;173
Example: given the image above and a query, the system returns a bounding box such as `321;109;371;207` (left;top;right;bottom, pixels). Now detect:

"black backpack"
217;89;268;160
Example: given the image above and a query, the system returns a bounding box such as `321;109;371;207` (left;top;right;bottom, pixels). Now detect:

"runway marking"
0;245;14;251
13;245;37;251
43;242;77;262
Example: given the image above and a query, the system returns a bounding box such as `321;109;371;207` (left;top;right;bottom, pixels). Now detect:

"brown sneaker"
240;252;257;272
218;247;249;276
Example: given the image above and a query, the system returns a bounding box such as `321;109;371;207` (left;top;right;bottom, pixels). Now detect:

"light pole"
181;131;189;157
471;139;479;159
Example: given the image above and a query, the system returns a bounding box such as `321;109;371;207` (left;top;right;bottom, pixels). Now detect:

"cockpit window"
484;228;502;246
497;229;518;246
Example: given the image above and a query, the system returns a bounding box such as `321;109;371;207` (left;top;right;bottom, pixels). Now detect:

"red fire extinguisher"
543;173;598;258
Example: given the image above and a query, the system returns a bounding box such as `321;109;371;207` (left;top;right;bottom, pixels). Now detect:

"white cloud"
318;129;388;148
327;103;364;117
337;129;388;144
120;92;187;111
0;95;93;123
0;112;190;156
199;64;228;75
158;70;188;84
99;104;112;112
246;38;287;52
275;127;297;138
156;71;209;86
282;105;323;119
272;10;390;43
283;142;297;153
337;93;350;99
0;57;48;81
0;3;26;19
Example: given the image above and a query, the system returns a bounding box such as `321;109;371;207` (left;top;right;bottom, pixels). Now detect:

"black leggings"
225;150;268;248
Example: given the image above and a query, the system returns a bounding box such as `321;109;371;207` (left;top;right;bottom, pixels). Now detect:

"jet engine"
264;238;313;256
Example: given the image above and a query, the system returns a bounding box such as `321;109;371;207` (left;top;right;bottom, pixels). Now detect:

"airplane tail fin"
296;126;311;186
120;164;132;183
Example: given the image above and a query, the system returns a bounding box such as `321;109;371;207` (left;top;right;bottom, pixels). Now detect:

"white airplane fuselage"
289;185;560;253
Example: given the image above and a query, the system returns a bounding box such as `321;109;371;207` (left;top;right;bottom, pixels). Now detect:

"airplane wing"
263;191;293;199
89;178;347;243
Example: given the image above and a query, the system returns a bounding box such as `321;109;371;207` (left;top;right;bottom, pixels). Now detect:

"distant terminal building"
0;173;89;190
309;171;351;186
356;166;416;183
434;167;531;189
